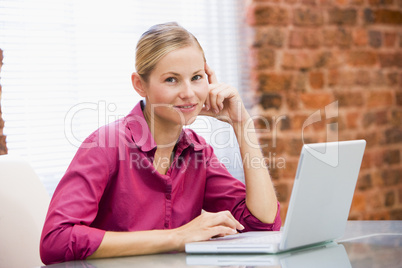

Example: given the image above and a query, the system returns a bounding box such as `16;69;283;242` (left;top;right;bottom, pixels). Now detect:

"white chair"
0;155;50;267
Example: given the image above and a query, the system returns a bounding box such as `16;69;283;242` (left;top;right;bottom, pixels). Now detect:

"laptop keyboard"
210;231;282;244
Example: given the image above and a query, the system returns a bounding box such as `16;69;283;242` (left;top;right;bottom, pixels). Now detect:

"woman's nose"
179;82;196;99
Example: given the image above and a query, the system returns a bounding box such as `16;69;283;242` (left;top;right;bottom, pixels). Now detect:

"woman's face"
142;45;208;127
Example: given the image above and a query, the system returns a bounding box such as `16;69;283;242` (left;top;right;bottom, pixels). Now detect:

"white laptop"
185;140;366;254
186;243;351;267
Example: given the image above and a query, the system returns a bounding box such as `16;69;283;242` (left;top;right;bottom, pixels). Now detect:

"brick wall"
245;0;402;221
0;49;7;155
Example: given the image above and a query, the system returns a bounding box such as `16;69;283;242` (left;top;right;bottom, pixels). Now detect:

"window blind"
0;0;246;195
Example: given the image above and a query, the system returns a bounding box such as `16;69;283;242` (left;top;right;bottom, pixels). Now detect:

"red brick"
368;0;394;5
346;111;359;129
390;209;402;220
383;149;401;165
367;191;382;210
260;93;282;109
0;135;7;155
391;109;402;126
289;29;321;48
286;92;301;110
381;170;402;186
360;152;372;170
351;193;366;212
379;52;402;68
328;8;358;25
335;91;364;107
376;110;388;125
372;71;399;87
257;72;293;92
248;4;290;26
328;69;339;86
367;91;393;108
385;190;396;207
357;173;373;190
293;72;307;91
384;127;402;144
335;0;348;5
323;29;337;47
350;0;365;5
253;27;285;48
282;52;314;70
369;30;382;48
347;51;377;66
399;187;402;204
300;92;333;109
400;31;402;47
384;32;397;47
323;28;353;48
355;70;371;86
314;51;341;69
365;9;402;25
353;28;368;46
253;0;282;2
250;47;275;69
309;71;324;89
363;111;375;128
291;114;309;131
275;183;289;202
301;0;317;5
284;138;306;156
293;8;324;26
280;159;299;178
366;211;391;220
397;92;402;106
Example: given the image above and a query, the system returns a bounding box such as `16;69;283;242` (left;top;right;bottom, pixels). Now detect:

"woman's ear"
131;72;147;97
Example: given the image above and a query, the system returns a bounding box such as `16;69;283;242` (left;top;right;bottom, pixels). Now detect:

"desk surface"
41;221;402;268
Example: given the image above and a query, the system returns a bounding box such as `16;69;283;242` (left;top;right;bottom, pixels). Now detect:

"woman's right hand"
173;210;245;251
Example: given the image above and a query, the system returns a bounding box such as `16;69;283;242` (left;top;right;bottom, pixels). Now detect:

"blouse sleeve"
202;146;281;232
40;134;112;265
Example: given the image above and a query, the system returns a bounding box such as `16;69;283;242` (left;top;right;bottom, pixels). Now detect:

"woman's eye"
165;77;177;83
192;75;202;81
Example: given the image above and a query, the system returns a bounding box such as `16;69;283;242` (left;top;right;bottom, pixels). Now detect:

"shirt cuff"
67;225;106;261
241;201;282;232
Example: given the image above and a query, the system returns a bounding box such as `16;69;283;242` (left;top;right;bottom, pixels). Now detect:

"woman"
40;22;281;265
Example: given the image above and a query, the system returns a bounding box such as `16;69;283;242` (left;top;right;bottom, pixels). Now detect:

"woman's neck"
143;105;183;150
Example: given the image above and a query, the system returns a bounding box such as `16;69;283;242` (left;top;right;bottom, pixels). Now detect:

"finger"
208;85;219;114
205;62;218;84
203;92;211;111
220;210;245;231
209;211;244;231
210;84;232;112
208;226;237;238
214;84;232;111
199;106;215;117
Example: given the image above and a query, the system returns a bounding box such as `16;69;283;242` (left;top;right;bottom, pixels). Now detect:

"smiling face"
140;45;208;127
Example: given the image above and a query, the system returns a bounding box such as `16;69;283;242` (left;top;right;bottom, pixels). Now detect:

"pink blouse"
40;101;281;264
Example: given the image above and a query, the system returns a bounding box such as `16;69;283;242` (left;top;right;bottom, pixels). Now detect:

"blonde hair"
135;22;205;82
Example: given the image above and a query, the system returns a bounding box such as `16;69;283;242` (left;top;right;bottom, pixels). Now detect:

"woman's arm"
200;64;278;224
88;210;244;259
232;119;278;223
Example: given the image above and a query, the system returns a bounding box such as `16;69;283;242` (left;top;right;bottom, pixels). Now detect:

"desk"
40;221;402;268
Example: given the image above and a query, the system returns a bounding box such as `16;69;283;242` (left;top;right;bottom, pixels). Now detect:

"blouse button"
164;223;169;228
166;193;171;200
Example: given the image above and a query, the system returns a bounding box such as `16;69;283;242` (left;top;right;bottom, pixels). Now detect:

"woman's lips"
173;103;198;113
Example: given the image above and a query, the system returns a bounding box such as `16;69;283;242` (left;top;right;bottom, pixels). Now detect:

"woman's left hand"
199;63;249;125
